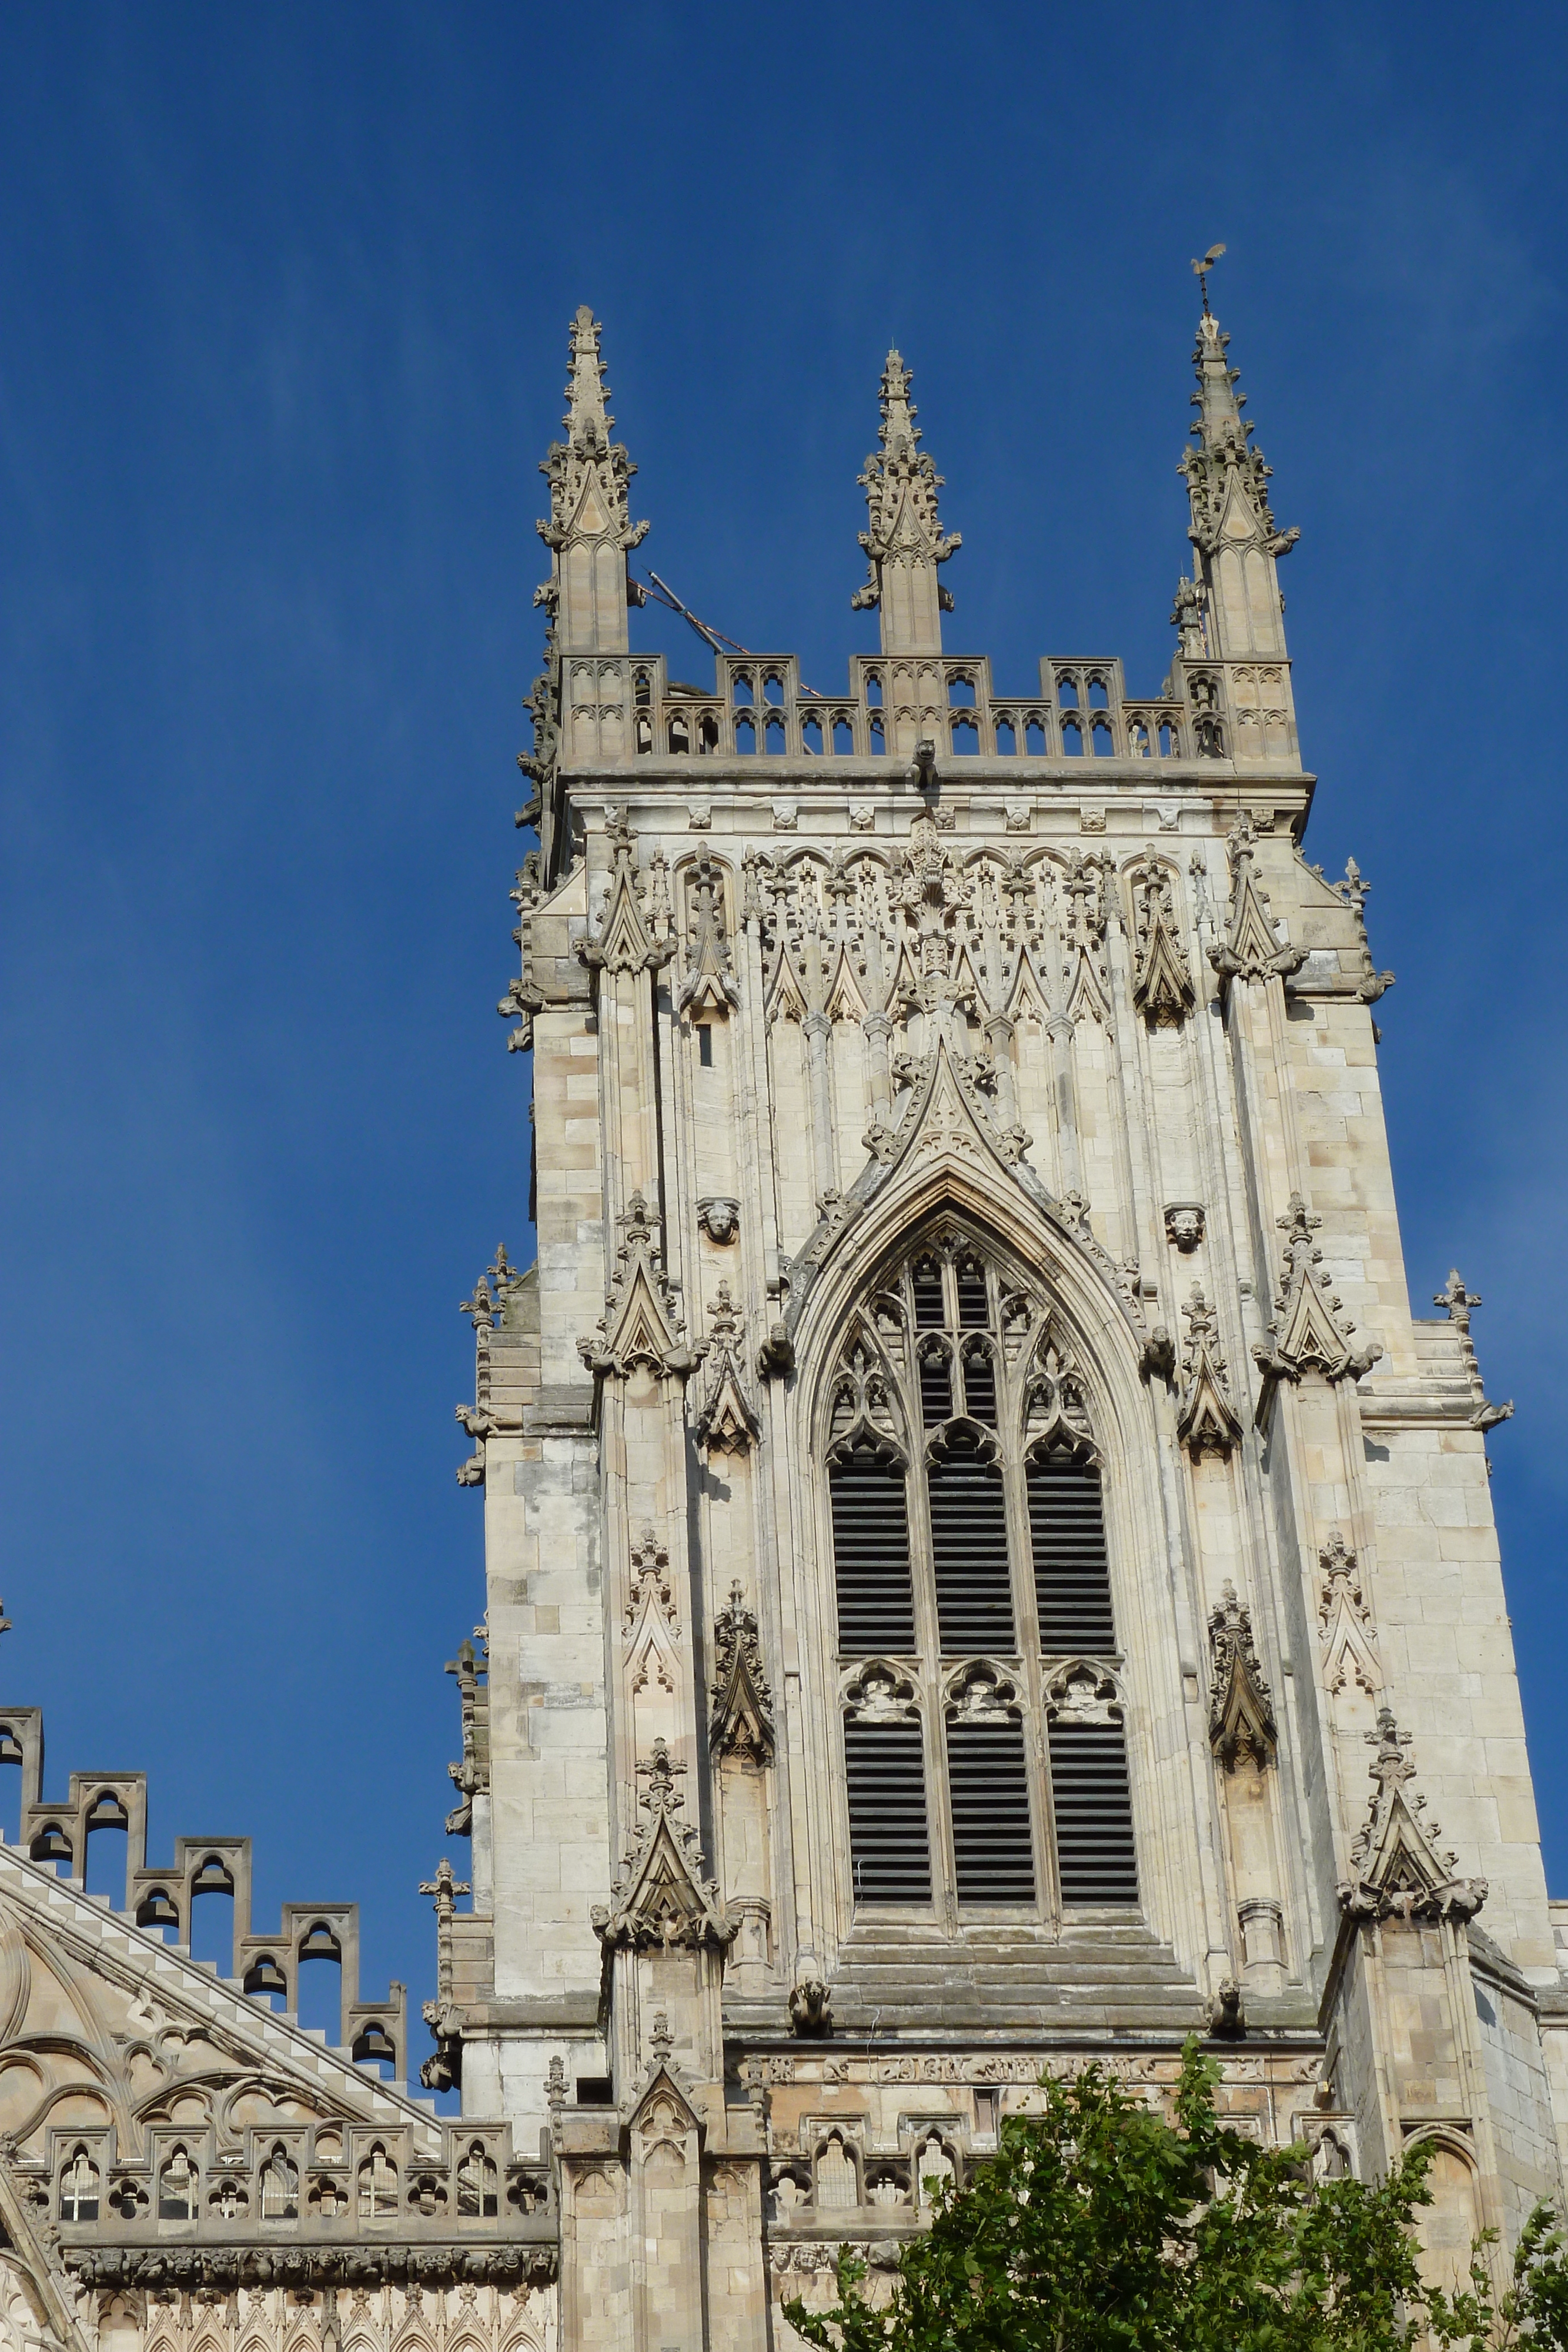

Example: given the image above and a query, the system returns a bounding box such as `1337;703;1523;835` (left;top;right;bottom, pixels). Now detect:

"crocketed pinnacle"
852;348;959;657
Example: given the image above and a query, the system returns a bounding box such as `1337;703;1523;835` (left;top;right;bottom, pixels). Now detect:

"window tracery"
825;1226;1138;1920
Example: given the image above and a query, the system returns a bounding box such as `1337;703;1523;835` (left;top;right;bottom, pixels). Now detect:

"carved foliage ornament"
709;1585;775;1767
1339;1706;1486;1926
1318;1532;1382;1697
1208;814;1307;988
579;1192;693;1381
1207;1584;1276;1770
694;1284;761;1453
1252;1193;1380;1401
1127;854;1195;1027
1176;1285;1243;1461
580;821;673;978
591;1742;735;1953
678;850;740;1015
851;350;960;617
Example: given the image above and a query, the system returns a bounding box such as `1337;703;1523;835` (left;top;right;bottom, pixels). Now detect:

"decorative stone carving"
580;820;672;977
498;849;543;1051
1318;1533;1382;1696
755;1319;795;1381
694;1284;761;1453
1164;1202;1205;1251
1024;1328;1096;1459
579;1191;694;1380
788;1979;833;2039
697;1194;740;1244
710;1584;775;1765
1208;813;1308;988
1176;1285;1243;1460
455;1243;527;1485
851;352;959;648
1208;1978;1245;2039
1434;1268;1514;1430
623;1526;678;1639
1252;1193;1381;1403
1127;853;1195;1026
1338;1707;1487;1925
1180;310;1298;565
1335;856;1395;1004
1044;1661;1122;1723
536;303;647;645
591;1742;735;1954
443;1630;489;1836
678;849;739;1015
841;1662;920;1722
1207;1585;1276;1769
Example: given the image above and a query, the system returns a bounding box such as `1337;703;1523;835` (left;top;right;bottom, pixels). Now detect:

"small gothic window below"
959;1339;997;1426
260;2146;299;2221
815;2134;858;2210
844;1720;932;1905
911;1257;945;1328
59;2149;99;2222
918;1339;953;1428
457;2143;499;2218
357;2146;398;2220
158;2148;196;2221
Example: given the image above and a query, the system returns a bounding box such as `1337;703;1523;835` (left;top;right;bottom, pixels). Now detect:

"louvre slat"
830;1448;916;1652
845;1722;931;1904
928;1445;1016;1654
1027;1455;1117;1653
948;1720;1035;1904
959;1344;997;1425
1048;1722;1138;1904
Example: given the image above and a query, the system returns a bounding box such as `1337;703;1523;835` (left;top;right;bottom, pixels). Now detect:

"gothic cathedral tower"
0;297;1562;2352
444;299;1566;2340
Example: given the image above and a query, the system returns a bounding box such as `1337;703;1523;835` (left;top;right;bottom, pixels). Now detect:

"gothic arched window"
826;1230;1138;1920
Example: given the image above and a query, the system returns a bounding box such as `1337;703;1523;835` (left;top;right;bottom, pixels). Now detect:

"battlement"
0;1704;408;2083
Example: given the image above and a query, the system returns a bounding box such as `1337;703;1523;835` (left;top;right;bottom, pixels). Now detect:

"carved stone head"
1164;1202;1205;1252
698;1195;740;1245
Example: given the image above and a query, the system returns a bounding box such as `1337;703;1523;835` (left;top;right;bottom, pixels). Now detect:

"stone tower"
0;296;1563;2352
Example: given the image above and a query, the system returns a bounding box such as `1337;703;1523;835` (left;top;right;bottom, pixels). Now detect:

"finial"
852;348;959;662
1190;242;1226;319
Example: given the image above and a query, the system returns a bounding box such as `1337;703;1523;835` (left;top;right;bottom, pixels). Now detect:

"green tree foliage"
783;2040;1568;2351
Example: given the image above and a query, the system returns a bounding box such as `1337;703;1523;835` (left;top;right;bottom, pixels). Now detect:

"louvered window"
928;1435;1015;1653
1048;1720;1138;1904
845;1721;931;1903
1027;1451;1116;1653
948;1718;1035;1903
830;1233;1138;1923
955;1262;989;1327
830;1446;915;1652
960;1341;997;1426
919;1344;953;1427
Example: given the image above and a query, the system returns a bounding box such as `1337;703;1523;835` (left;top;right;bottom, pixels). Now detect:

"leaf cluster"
783;2040;1568;2352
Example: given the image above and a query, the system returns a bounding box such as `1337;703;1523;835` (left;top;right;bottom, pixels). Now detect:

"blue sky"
2;2;1564;2062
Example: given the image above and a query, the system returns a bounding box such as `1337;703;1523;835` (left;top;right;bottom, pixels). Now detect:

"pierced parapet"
0;1703;408;2084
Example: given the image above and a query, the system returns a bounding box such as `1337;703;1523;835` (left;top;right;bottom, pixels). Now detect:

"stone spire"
1175;301;1298;661
851;349;960;655
536;305;648;656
